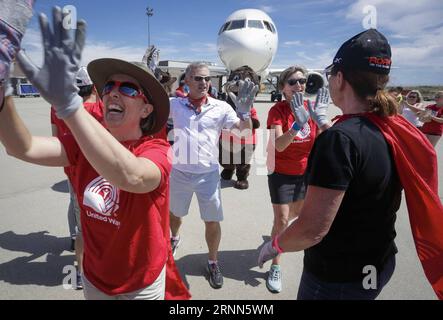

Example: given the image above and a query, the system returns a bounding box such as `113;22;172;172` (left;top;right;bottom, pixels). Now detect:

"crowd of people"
0;2;442;300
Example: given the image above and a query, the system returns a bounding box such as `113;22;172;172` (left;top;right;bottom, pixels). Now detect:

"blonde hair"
406;90;423;103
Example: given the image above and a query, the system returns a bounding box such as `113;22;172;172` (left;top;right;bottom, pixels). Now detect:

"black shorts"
268;172;307;205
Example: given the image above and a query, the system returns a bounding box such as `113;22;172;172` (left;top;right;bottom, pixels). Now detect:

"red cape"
337;113;443;300
161;210;191;300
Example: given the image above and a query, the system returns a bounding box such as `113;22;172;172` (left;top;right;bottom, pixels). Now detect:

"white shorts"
170;168;223;222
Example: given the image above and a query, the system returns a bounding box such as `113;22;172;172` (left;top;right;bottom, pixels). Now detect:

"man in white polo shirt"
169;61;258;289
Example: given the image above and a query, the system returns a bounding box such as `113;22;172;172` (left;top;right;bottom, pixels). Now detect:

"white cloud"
283;40;302;46
345;0;443;69
21;28;191;67
259;5;277;13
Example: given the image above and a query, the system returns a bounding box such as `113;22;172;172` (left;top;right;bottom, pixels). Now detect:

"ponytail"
342;69;398;117
370;89;398;117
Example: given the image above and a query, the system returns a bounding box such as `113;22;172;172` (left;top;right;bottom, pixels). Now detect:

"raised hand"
289;92;310;131
0;0;35;106
16;6;86;119
307;87;330;128
228;80;259;117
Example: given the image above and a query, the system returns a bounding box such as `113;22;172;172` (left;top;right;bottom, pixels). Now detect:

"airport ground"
0;94;441;300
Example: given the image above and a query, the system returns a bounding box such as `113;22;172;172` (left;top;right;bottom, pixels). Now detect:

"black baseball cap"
325;29;392;75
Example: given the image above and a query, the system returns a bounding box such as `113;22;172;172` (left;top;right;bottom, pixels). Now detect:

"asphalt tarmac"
0;95;440;300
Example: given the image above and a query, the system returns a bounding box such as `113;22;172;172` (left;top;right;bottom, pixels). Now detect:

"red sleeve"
267;103;284;129
135;139;172;187
50;107;57;125
59;134;81;167
250;107;259;121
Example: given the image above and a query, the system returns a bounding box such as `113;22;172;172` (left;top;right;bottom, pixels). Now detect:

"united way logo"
83;177;120;216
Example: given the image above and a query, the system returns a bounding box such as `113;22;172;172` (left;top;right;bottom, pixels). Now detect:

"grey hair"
185;62;209;78
406;90;423;103
278;65;308;90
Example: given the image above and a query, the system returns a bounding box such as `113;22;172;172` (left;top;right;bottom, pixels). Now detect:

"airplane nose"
217;31;277;73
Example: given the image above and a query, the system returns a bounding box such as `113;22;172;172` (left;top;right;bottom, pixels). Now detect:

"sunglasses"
325;66;339;81
102;81;147;102
407;95;418;99
287;78;307;86
193;76;211;82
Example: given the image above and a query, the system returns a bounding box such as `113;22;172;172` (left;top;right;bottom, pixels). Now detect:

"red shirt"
267;100;317;175
51;100;104;178
60;135;172;295
175;86;187;98
221;107;259;145
51;100;104;137
420;104;443;136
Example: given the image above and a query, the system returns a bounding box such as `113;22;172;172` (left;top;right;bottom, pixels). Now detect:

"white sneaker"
266;265;282;293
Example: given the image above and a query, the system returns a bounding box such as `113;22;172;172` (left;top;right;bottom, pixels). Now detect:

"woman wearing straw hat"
0;7;189;300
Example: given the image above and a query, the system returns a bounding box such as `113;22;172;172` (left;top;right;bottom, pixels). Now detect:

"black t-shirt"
304;116;402;282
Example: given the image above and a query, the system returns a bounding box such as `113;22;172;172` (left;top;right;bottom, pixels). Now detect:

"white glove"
290;92;310;131
16;7;86;119
258;240;280;268
307;87;330;127
228;80;259;117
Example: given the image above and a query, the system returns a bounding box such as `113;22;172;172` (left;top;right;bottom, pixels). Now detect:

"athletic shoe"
207;262;223;289
266;264;282;293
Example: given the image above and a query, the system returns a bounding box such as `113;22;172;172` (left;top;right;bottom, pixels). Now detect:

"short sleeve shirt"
60;135;171;295
266;100;317;175
170;96;239;173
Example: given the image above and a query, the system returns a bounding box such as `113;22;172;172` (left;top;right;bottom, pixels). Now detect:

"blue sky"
22;0;443;86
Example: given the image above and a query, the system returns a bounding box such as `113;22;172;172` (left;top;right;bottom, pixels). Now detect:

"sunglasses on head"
102;80;147;102
194;76;211;82
287;78;307;86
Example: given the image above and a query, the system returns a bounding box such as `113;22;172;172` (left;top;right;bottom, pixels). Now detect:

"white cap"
76;66;93;87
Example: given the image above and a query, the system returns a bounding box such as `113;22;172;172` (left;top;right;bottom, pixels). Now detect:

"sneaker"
266;265;282;293
171;236;181;257
75;268;83;290
207;262;223;289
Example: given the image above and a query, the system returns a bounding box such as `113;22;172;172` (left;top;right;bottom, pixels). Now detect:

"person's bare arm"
0;96;69;167
64;107;162;194
278;185;345;251
270;124;296;152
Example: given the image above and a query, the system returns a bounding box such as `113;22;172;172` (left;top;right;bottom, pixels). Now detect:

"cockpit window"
248;20;264;29
219;22;230;35
263;21;276;33
227;20;246;30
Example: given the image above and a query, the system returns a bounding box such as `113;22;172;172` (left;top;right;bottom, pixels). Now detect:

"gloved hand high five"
307;87;330;128
228;80;259;119
289;92;310;131
17;7;86;119
0;0;35;109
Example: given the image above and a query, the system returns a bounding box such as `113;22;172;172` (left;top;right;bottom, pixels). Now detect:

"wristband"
291;121;301;131
272;236;284;254
238;112;251;121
